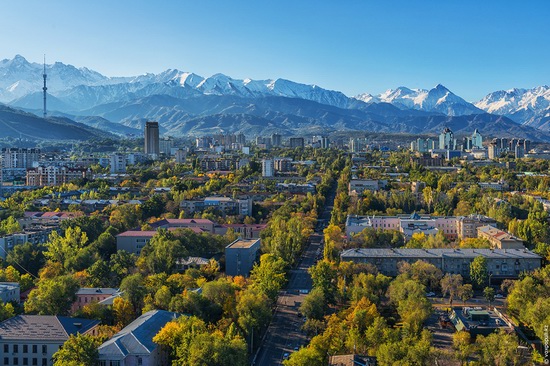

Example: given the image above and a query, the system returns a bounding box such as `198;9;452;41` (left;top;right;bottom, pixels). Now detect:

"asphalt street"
254;183;336;365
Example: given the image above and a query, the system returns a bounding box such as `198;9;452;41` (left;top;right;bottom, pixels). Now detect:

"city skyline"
1;1;549;101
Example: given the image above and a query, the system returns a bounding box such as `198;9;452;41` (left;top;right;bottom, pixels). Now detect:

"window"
4;358;9;366
23;358;28;366
14;345;19;353
13;358;18;365
3;345;7;353
41;345;47;354
23;345;28;353
32;358;37;366
138;358;143;366
32;346;37;354
41;359;47;366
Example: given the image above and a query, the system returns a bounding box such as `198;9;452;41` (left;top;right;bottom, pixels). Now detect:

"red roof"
117;227;206;237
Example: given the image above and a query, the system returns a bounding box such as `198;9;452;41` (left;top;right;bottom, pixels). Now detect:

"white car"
426;292;436;297
495;294;504;298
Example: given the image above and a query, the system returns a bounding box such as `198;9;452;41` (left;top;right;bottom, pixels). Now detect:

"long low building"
340;248;541;278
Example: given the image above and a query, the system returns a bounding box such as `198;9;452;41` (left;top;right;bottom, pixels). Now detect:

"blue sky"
1;0;548;101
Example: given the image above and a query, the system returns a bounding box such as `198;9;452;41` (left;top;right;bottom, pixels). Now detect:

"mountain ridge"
2;55;550;140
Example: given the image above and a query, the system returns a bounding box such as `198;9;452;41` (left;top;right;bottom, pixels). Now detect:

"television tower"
42;55;47;119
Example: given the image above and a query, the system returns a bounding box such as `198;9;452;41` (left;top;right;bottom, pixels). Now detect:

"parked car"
426;292;436;297
495;294;504;298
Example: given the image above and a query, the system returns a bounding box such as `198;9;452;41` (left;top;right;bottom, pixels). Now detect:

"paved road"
254;183;336;365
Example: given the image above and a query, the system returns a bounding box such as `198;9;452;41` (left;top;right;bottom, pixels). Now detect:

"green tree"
139;229;185;274
458;284;474;305
6;242;45;277
44;226;93;272
470;256;489;289
483;286;495;306
0;216;21;235
249;253;287;302
119;273;146;314
309;260;337;303
284;347;324;366
475;330;523;365
154;316;248;366
236;288;271;337
300;287;326;320
453;331;473;365
24;275;79;315
440;273;463;305
53;333;100;366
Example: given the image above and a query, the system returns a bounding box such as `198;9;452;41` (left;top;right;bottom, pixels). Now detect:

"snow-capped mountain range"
475;86;550;130
1;55;550;138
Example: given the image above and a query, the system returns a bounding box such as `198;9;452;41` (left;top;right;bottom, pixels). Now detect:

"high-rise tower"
144;121;160;156
42;55;47;119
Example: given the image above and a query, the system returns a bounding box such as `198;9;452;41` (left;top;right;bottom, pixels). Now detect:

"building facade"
225;238;261;277
262;159;274;177
26;166;91;186
180;196;253;216
477;225;525;249
144;121;160;156
0;315;99;366
109;153;127;174
346;214;496;241
341;248;541;278
72;288;120;313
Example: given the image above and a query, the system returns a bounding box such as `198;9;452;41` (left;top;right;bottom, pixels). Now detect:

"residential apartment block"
341;248;541;279
225;238;261;277
26;166;91;186
346;214;497;241
180;196;252;217
0;315;99;366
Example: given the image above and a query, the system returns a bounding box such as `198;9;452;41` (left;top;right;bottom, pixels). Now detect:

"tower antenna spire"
42;54;47;119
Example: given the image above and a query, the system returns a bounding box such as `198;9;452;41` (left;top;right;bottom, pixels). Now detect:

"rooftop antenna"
42;54;47;119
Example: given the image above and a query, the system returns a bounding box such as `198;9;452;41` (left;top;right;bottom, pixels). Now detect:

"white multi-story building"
109;153;127;174
262;159;274;177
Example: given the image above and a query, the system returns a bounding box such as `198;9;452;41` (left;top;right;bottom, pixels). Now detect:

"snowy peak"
476;85;550;114
475;86;550;128
354;93;380;104
370;84;482;116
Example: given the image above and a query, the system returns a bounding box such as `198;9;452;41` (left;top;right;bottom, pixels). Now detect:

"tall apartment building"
273;157;293;172
271;133;282;147
26;166;91;187
262;159;274;177
109;153;127;174
225;238;261;277
289;137;305;148
144;121;160;156
1;148;40;169
159;137;173;155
